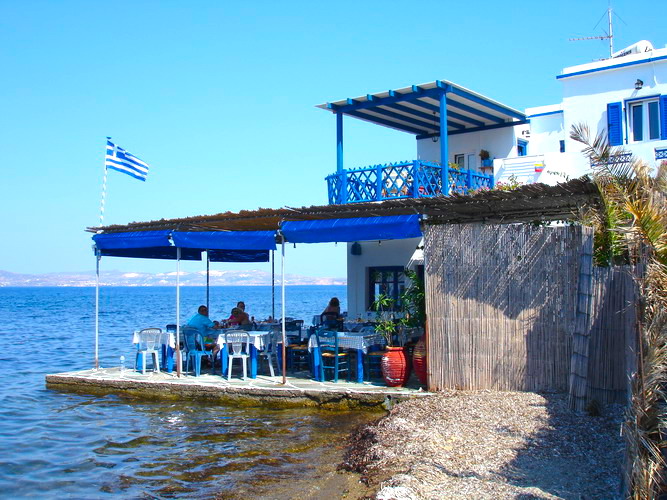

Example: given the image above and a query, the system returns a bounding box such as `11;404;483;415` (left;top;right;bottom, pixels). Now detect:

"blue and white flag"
105;139;150;181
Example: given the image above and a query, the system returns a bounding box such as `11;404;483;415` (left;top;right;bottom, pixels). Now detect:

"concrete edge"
45;373;431;411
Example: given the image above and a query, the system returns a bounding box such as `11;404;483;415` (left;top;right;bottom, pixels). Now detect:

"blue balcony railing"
325;160;494;204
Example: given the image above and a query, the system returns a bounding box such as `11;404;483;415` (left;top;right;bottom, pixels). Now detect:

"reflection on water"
0;286;372;498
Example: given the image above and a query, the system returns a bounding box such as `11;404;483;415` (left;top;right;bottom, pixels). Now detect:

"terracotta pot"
412;335;427;386
381;346;411;387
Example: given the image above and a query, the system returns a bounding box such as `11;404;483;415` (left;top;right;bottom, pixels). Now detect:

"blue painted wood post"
467;168;473;192
490;173;495;188
336;112;346;204
439;91;449;195
376;164;383;201
413;160;420;198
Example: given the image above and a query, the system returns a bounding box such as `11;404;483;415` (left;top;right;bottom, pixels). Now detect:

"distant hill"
0;269;346;287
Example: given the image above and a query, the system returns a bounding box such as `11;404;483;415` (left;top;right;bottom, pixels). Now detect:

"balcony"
325;160;494;204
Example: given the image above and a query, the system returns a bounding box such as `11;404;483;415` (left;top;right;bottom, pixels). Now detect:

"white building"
318;40;667;319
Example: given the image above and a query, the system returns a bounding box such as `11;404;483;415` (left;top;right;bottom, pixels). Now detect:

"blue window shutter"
607;102;623;146
660;95;667;140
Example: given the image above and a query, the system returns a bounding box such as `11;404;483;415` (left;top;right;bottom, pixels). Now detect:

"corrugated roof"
88;179;599;234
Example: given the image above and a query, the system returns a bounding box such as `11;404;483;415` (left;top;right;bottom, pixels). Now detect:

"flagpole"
99;137;111;228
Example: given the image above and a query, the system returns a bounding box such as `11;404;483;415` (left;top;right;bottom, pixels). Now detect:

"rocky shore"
341;390;625;499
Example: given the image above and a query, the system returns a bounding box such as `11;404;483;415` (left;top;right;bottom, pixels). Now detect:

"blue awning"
92;230;275;261
171;231;276;251
98;247;202;260
208;250;270;262
281;214;421;243
93;231;172;249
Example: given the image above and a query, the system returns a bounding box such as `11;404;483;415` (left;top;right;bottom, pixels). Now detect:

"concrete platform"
45;368;432;410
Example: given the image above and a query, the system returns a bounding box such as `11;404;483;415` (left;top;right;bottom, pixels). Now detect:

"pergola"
317;80;527;185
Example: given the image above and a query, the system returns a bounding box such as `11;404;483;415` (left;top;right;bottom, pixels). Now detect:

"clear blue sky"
0;0;662;278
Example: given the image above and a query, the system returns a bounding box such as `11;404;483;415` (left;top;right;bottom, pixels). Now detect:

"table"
308;331;386;383
216;331;271;379
132;330;176;373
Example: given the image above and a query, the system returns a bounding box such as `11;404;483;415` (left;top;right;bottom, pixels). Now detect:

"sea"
0;285;372;499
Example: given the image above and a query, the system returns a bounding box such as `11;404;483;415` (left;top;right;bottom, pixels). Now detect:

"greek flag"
105;139;150;181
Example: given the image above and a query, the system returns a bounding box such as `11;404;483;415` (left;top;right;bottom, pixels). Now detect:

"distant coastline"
0;269;346;287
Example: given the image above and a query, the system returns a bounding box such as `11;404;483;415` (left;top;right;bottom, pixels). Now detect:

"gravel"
342;390;625;499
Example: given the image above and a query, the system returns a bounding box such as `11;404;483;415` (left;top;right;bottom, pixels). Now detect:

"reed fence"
423;223;636;402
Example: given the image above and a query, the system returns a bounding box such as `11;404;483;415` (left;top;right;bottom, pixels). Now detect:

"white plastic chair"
135;328;162;374
258;331;277;377
225;332;250;379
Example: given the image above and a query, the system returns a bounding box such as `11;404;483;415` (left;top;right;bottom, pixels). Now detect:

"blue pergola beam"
344;109;432;135
389;101;485;128
327;87;444;114
408;95;505;124
368;106;465;131
438;81;525;120
416;119;529;139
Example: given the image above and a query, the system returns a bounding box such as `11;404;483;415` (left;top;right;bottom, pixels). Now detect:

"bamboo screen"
585;266;637;405
424;223;591;392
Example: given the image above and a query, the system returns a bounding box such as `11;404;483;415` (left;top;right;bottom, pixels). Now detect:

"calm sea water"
0;286;371;499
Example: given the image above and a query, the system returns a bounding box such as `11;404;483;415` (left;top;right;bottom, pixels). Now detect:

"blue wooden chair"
182;327;211;377
313;329;350;383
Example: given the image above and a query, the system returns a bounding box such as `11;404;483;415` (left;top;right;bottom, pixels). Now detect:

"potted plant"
479;149;493;168
373;293;411;387
401;269;427;386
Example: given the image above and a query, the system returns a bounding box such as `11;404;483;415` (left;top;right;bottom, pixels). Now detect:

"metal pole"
206;251;210;311
176;247;181;377
99;138;111;227
281;237;286;385
95;249;100;370
271;249;275;320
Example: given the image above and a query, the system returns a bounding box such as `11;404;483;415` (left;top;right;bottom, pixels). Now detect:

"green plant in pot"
373;293;411;387
400;269;428;386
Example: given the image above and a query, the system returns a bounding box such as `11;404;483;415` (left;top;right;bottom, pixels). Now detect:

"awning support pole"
206;251;210;311
440;91;449;195
271;249;275;320
281;236;286;385
176;247;182;377
94;249;101;370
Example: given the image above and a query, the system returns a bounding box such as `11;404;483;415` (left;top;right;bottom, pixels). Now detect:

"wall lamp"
635;79;644;90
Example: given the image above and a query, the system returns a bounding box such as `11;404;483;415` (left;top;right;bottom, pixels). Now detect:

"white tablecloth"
216;331;271;350
308;332;386;354
132;331;175;349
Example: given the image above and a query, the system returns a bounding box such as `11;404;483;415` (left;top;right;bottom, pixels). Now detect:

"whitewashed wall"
346;238;421;319
416;126;518;169
560;48;667;164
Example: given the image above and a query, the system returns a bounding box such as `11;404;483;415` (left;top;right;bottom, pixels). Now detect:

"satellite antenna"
569;6;615;58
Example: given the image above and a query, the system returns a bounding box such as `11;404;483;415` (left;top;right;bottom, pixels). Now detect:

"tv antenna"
569;5;623;58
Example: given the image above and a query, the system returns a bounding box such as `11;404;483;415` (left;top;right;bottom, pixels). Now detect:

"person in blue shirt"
187;305;219;336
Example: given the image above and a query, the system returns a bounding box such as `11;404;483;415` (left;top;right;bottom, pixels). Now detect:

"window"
517;140;527;156
559;140;565;153
454;154;464;168
368;267;405;311
629;99;660;142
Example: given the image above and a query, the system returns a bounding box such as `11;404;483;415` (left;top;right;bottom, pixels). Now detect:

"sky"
0;0;664;279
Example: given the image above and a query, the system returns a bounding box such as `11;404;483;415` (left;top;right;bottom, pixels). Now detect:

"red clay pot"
381;346;411;387
412;335;427;386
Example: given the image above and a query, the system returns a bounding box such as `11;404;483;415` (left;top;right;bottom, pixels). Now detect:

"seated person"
187;305;219;335
226;307;251;327
236;301;252;325
321;297;342;329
